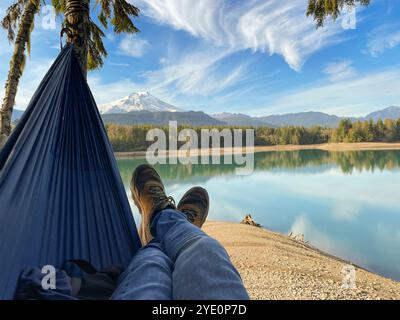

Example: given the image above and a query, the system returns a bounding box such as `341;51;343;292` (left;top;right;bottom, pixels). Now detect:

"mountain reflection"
117;150;400;182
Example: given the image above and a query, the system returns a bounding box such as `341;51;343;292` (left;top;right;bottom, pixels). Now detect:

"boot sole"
131;165;153;245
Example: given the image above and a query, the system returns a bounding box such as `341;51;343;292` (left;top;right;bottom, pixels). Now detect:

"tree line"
106;118;400;152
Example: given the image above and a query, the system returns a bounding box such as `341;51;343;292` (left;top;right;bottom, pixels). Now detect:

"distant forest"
106;118;400;152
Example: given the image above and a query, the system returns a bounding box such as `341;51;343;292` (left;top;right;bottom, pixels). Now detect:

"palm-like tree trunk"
0;1;38;148
65;0;90;77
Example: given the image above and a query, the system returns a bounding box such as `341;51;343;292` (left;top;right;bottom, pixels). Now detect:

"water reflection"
118;150;400;182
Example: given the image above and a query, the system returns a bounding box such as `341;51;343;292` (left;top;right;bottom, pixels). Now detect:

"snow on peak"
136;91;150;97
98;91;182;114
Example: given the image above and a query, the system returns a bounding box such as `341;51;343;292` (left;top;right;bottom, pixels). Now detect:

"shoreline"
115;143;400;299
114;142;400;158
204;221;400;300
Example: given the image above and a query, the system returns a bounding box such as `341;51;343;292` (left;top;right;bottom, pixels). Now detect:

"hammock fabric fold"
0;46;141;299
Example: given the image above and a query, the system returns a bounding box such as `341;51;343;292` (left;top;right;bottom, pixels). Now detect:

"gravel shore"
203;221;400;300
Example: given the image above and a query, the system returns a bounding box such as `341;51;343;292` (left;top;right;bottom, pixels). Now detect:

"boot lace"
148;185;175;207
180;207;198;223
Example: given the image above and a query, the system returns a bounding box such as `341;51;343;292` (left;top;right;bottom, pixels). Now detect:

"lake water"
117;149;400;281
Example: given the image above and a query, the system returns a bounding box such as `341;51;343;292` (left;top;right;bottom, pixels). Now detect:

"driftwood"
240;214;261;227
288;232;309;244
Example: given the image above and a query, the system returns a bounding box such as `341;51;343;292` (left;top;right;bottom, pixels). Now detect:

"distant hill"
258;111;342;128
212;112;275;127
363;106;400;122
211;107;400;128
211;111;342;127
102;110;224;126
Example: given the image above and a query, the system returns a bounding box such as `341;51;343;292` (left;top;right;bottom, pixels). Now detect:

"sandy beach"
203;221;400;300
114;142;400;158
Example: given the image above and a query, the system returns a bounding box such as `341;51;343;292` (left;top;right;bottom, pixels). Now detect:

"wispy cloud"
135;0;344;71
323;60;357;82
118;35;149;58
366;24;400;57
88;76;144;105
261;67;400;116
143;46;248;98
108;62;131;67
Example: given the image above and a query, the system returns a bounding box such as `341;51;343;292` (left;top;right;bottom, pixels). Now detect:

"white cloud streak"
323;60;357;82
88;76;144;105
118;35;149;58
135;0;343;71
143;47;248;97
366;24;400;57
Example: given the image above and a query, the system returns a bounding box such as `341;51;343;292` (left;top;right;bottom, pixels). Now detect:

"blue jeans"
111;209;249;300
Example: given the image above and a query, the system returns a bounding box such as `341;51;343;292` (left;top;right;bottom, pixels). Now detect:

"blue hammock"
0;46;141;299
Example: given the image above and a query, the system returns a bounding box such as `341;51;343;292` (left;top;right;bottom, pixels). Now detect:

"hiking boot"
177;187;209;228
130;164;175;244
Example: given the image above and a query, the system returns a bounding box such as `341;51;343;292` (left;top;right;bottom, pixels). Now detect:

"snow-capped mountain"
98;91;182;114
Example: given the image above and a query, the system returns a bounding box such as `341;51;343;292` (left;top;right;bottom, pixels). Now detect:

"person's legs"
111;241;173;300
152;209;249;300
129;164;249;300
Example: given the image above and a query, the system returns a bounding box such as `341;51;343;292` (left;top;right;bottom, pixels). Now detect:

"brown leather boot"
177;187;209;228
130;164;175;245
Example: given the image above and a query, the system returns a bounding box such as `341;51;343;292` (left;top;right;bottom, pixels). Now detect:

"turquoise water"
117;149;400;281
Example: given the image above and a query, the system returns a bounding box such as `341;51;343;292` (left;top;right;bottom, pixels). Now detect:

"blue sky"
1;0;400;116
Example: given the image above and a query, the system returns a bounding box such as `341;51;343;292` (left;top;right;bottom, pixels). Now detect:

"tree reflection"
116;150;400;183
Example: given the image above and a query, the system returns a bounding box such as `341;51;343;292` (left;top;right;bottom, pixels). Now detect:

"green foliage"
307;0;370;28
87;19;107;70
254;126;328;146
106;118;400;152
1;0;40;43
1;2;23;42
90;0;140;69
54;0;140;70
331;118;400;143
